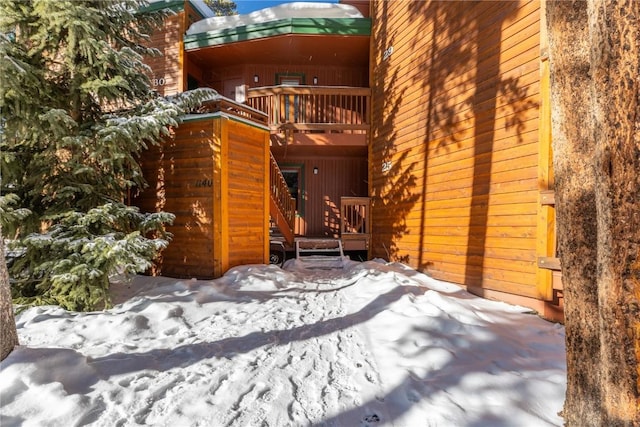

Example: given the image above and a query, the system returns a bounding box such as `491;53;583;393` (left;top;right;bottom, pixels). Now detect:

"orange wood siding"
370;0;544;299
224;119;271;270
136;120;217;277
144;10;185;96
134;115;270;279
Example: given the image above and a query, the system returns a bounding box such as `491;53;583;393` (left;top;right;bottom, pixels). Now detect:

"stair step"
295;255;345;270
295;239;345;269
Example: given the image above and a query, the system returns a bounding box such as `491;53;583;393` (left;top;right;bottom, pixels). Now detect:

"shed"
134;98;271;278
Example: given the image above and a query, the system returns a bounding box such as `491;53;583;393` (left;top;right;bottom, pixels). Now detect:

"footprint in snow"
363;413;380;423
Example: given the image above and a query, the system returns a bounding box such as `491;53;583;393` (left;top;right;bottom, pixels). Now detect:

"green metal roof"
184;17;371;50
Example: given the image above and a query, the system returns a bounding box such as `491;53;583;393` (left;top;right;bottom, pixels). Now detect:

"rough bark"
1;235;19;361
547;0;640;425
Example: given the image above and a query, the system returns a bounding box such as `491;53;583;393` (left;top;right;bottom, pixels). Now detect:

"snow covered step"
296;239;344;257
295;239;345;269
295;255;346;270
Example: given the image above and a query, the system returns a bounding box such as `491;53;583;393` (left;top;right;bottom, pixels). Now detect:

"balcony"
246;85;370;148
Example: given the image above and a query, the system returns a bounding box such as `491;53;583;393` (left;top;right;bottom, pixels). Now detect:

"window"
276;73;305;122
275;73;305;85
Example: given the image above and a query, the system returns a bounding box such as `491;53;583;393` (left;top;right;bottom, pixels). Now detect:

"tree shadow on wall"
369;0;421;265
403;1;537;281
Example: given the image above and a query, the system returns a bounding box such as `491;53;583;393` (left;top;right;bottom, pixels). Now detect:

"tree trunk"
547;0;640;425
1;234;19;361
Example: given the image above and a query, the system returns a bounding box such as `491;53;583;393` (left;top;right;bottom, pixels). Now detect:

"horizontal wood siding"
134;115;270;278
224;119;270;269
135;120;217;278
273;154;368;237
370;0;543;298
145;11;184;97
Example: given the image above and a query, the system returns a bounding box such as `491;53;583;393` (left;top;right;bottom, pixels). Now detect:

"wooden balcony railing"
198;96;269;126
247;86;370;134
340;196;371;251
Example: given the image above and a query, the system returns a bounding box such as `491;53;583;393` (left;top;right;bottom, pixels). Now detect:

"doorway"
280;165;304;217
223;77;243;101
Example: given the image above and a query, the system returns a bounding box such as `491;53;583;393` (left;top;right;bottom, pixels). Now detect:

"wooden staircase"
269;152;295;246
269;154;372;258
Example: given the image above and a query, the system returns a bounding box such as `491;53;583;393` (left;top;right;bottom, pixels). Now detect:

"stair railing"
269;152;296;237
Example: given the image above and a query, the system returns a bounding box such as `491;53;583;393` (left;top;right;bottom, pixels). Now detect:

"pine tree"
1;232;19;361
0;0;215;311
547;0;640;423
203;0;237;16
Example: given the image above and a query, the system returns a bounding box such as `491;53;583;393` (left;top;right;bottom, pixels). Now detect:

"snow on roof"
186;1;364;35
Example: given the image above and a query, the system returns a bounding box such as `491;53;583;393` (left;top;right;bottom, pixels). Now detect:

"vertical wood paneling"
535;48;555;301
274;154;368;237
370;0;543;299
195;63;369;94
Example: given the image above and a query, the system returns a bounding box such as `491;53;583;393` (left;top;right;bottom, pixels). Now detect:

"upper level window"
276;73;305;85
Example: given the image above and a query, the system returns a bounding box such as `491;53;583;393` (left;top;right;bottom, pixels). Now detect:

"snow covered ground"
1;259;566;426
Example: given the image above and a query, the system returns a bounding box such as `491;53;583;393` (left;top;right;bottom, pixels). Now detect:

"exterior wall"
340;0;371;18
144;2;207;96
271;150;368;237
223;118;271;270
136;120;217;278
193;63;369;97
370;1;548;301
145;10;185;97
134;116;270;279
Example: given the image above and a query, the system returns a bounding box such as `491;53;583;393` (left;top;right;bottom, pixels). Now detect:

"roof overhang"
184;17;370;69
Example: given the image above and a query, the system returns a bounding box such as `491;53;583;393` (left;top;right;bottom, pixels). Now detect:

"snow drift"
0;259;566;426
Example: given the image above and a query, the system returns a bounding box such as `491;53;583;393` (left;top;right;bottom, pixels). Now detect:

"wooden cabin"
369;0;562;321
138;0;563;321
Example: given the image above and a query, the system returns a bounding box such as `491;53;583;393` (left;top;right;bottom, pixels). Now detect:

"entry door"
223;78;243;100
281;166;303;235
281;168;301;211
